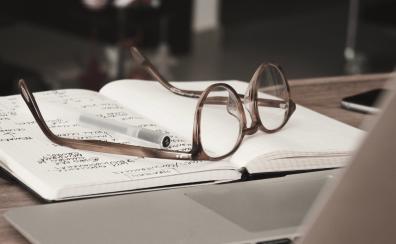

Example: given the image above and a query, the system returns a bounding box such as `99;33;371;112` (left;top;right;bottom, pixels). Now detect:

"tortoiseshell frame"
17;48;295;161
130;46;296;135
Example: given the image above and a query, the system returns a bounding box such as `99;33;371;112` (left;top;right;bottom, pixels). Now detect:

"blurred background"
0;0;395;95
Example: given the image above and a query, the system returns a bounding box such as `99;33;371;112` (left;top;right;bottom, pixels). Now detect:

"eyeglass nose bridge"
226;93;243;121
242;125;259;135
241;79;262;132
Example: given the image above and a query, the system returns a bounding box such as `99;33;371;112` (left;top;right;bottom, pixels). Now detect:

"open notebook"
0;80;363;201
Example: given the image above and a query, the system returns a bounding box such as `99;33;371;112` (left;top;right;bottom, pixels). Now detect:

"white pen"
78;113;171;148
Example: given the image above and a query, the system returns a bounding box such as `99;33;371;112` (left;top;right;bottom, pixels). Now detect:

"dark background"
0;0;395;95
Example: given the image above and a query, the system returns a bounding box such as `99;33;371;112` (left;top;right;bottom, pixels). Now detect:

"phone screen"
341;89;387;113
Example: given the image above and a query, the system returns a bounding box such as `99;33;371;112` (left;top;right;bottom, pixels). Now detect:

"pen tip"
162;136;171;148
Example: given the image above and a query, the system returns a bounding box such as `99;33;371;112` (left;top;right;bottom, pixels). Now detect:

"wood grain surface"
0;73;393;243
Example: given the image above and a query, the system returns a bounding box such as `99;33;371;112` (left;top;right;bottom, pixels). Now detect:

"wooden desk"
0;73;394;243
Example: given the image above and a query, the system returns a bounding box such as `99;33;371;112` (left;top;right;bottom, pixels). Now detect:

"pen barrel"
79;114;171;148
79;114;128;134
134;128;171;148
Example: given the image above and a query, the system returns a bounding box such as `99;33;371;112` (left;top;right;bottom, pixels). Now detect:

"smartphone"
341;88;387;114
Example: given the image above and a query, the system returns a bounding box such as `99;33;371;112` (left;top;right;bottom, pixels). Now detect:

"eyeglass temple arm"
18;79;193;160
19;79;59;141
130;46;202;98
203;95;288;109
130;47;284;109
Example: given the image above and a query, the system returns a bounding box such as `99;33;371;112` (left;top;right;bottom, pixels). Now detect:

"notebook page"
100;80;234;149
0;90;239;200
100;80;363;170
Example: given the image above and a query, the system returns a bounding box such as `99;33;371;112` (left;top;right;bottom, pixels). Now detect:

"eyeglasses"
19;47;295;161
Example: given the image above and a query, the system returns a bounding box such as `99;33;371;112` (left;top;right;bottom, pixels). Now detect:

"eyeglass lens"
199;86;242;158
256;65;289;130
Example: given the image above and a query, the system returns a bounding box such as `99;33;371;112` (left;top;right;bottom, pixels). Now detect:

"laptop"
5;82;395;244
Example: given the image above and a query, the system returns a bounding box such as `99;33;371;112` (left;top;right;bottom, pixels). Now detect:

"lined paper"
0;89;239;200
101;79;364;172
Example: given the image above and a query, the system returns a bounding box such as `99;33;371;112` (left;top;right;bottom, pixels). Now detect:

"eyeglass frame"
130;47;296;136
18;48;295;161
